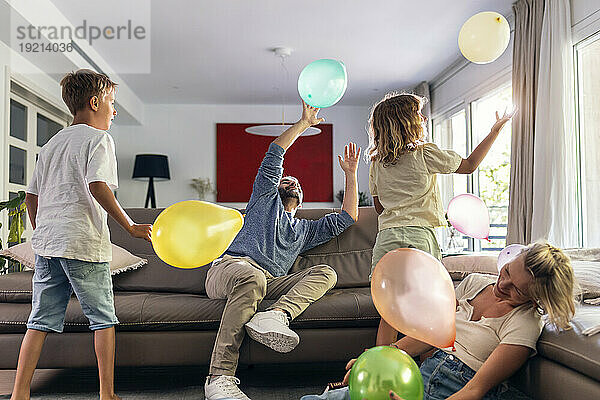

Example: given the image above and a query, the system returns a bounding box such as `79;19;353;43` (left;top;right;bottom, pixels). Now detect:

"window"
575;32;600;247
434;109;468;252
4;84;69;241
470;85;512;251
9;146;27;185
9;100;27;141
37;113;63;147
433;83;512;252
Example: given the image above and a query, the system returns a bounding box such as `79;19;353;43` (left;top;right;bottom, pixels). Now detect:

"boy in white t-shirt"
10;69;152;400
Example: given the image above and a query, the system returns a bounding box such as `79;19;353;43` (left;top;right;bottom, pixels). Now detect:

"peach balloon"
371;248;456;349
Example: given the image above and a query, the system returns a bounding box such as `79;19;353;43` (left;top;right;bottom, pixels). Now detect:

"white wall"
430;30;513;117
110;103;371;209
572;0;600;27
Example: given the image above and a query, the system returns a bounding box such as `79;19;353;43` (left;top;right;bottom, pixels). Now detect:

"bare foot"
99;395;121;400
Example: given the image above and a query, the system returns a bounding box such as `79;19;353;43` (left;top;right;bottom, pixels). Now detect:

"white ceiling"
49;0;514;106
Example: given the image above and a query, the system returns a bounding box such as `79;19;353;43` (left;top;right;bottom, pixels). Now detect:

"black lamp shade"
132;154;170;208
132;154;170;181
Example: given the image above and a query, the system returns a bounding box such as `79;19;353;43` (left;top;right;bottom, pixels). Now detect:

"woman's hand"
299;100;325;126
490;108;517;134
342;358;357;385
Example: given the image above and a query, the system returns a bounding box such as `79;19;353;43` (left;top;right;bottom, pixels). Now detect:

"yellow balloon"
151;201;244;269
458;12;510;64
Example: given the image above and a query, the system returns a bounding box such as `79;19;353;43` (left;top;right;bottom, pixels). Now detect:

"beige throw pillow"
0;242;147;275
571;261;600;303
441;252;499;280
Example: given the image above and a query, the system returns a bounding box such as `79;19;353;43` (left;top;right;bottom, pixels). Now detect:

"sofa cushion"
112;254;209;295
292;250;372;288
538;307;600;381
0;287;379;334
0;258;209;301
441;253;499;280
0;292;222;333
290;207;377;288
0;271;33;302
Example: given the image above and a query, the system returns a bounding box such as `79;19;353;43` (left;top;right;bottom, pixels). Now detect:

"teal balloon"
298;59;348;108
348;346;424;400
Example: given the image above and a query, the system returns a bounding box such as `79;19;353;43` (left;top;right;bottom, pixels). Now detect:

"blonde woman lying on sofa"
301;241;577;400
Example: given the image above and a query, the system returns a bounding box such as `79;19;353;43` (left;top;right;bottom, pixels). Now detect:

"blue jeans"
27;256;119;332
420;351;530;400
300;350;530;400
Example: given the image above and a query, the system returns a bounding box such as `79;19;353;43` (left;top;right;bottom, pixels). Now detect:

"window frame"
574;30;600;247
431;77;512;253
3;84;68;242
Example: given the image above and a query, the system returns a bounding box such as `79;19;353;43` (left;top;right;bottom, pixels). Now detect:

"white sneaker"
204;375;251;400
245;310;300;353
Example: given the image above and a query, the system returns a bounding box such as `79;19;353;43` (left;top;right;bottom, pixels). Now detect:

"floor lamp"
132;154;170;208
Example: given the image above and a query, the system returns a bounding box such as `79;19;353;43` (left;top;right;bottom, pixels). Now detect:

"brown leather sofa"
0;207;598;399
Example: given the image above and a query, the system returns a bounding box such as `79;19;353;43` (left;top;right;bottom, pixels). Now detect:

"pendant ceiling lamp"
245;47;321;136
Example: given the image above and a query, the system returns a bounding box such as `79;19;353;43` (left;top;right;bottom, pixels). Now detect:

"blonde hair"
60;69;117;116
525;241;577;330
366;92;427;166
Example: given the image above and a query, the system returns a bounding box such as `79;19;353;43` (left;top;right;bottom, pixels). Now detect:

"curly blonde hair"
525;241;577;330
366;92;427;166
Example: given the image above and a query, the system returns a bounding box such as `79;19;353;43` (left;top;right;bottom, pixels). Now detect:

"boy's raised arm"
88;181;152;242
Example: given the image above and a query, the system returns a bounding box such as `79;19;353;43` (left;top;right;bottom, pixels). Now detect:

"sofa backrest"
109;207;378;294
109;208;210;295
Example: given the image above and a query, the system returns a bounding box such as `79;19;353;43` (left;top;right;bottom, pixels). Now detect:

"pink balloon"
497;244;527;271
371;248;456;349
447;194;490;240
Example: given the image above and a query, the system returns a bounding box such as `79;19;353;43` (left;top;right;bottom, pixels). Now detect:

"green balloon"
298;59;348;108
348;346;424;400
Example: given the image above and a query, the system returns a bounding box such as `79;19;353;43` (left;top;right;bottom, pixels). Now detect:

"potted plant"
190;178;217;201
0;191;27;274
336;189;373;207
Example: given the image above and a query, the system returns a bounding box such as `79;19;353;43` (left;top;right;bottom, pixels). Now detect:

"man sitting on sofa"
204;101;360;400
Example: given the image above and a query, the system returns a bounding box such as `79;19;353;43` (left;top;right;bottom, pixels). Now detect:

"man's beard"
278;186;301;208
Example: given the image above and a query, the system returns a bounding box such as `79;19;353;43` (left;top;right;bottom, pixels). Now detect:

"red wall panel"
216;123;333;202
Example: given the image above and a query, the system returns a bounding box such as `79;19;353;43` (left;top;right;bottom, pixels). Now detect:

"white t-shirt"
445;273;544;371
26;124;118;262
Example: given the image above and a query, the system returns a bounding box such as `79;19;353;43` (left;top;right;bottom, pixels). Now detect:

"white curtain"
413;81;432;141
530;0;579;247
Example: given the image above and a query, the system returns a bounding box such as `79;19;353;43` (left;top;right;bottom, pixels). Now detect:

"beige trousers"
205;255;337;375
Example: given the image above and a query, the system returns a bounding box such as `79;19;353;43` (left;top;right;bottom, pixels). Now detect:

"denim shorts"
421;350;531;400
27;255;119;332
300;350;531;400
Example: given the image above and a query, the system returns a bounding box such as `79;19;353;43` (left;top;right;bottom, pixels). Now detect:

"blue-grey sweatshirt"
225;143;355;277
